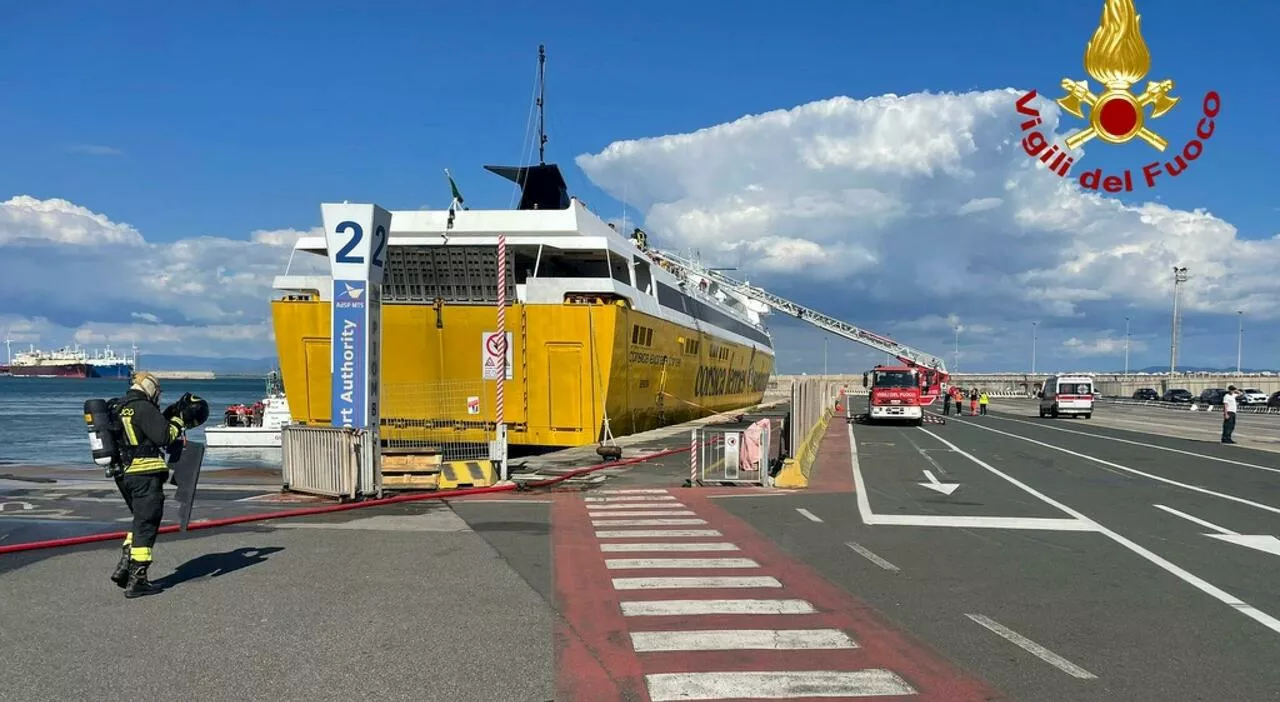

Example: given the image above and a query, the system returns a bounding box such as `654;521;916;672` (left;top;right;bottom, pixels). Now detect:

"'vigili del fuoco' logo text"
1015;0;1221;192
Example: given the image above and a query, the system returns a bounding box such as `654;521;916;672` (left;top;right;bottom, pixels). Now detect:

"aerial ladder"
648;248;950;403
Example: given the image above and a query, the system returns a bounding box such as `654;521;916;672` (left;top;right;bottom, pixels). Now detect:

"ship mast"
537;44;547;165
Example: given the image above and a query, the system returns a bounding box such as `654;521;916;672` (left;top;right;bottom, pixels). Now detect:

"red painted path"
552;482;1007;701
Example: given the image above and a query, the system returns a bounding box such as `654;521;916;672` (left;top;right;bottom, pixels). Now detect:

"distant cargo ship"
0;342;137;379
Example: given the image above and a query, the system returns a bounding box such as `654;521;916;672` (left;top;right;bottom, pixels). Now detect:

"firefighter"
108;372;203;598
942;388;953;416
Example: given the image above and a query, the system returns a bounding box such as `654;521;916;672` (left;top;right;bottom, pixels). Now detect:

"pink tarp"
740;418;771;472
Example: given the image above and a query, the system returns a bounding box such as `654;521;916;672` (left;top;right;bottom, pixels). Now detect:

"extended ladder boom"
650;249;949;374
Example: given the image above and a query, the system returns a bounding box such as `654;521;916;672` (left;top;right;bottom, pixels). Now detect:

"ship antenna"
537;44;547;165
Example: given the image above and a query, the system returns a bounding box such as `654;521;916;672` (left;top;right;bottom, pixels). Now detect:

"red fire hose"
0;446;688;556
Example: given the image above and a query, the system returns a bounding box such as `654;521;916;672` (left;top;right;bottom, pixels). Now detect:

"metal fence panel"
690;422;773;487
281;425;360;499
379;379;497;462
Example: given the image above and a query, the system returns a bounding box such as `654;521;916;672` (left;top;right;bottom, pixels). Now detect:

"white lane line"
848;423;1092;532
581;502;688;510
630;629;857;652
605;558;759;570
595;529;722;538
952;420;1280;517
592;518;707;527
795;508;823;523
966;614;1098;680
600;542;740;552
645;670;916;700
612;576;782;590
585;495;678;502
588;510;697;518
601;489;671;494
986;413;1280;475
705;491;787;499
1153;504;1237;534
925;428;1280;636
621;599;817;616
845;542;901;572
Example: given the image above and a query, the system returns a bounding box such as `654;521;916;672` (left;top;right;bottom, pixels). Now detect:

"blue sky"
2;0;1277;372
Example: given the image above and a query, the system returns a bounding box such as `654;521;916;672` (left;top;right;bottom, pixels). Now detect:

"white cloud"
1063;336;1147;357
0;196;323;358
64;144;124;156
577;88;1275;370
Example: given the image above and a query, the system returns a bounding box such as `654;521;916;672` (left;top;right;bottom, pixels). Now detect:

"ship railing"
281;425;362;500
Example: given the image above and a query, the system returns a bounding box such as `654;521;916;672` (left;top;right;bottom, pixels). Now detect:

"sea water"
0;376;282;471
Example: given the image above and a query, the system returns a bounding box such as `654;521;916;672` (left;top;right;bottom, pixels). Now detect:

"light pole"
1031;321;1038;374
1169;266;1189;375
1124;317;1130;376
1236;311;1243;374
953;326;960;373
823;335;828;376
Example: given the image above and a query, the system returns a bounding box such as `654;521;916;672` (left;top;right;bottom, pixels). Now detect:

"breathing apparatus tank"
83;398;120;471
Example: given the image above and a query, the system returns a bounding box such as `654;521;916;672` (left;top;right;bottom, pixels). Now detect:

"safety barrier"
281;425;362;500
774;378;840;489
690;422;772;487
1098;397;1280;415
379;379;498;462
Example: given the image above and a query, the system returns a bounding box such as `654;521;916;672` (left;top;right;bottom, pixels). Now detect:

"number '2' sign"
321;203;391;285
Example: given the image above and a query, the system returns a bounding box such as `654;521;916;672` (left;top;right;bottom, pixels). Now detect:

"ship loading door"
546;343;585;433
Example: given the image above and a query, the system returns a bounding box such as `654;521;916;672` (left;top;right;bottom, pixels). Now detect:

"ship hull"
271;299;774;448
89;362;134;379
4;363;90;378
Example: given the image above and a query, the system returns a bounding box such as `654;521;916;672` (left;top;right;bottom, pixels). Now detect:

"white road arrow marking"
918;469;960;496
0;501;35;512
1154;504;1280;558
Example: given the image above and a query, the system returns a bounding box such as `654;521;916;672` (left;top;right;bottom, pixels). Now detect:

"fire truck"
645;249;950;411
862;364;927;425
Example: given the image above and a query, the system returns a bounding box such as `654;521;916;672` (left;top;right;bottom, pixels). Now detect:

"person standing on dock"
109;372;204;598
1221;385;1240;444
942;388;952;416
979;391;989;415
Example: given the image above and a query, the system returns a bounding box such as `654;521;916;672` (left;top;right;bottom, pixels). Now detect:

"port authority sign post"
323;203;390;497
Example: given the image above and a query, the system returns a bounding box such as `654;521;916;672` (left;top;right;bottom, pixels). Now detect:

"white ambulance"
1038;375;1095;419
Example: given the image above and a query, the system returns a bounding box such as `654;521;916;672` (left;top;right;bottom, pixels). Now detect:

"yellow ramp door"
304;338;331;423
547;343;585;432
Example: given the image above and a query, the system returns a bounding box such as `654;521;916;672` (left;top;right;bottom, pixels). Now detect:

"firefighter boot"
123;561;162;599
109;544;130;588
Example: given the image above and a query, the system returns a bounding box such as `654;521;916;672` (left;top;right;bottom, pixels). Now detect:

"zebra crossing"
577;487;932;701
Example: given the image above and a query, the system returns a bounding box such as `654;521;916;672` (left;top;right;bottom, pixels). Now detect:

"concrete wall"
769;372;1280;397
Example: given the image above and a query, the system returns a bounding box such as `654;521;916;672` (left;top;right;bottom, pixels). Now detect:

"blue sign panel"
331;279;367;427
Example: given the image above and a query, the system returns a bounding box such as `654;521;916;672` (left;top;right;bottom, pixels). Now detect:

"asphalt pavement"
712;402;1280;701
6;396;1279;701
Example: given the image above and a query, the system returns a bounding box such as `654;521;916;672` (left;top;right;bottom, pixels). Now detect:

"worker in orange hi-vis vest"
969;388;979;416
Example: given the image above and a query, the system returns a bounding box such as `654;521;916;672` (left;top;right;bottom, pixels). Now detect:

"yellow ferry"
269;163;775;448
268;50;774;449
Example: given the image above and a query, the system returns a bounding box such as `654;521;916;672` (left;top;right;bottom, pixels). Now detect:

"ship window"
633;257;653;295
644;327;653;346
608;252;630;285
684;338;700;355
537;250;610;278
632;325;641;344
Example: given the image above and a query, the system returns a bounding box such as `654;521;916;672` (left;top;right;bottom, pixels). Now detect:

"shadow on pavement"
155;546;284;589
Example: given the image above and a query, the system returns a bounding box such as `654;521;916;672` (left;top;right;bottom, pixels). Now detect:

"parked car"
1240;388;1268;405
1132;388;1159;401
1199;388;1228;405
1268;391;1280;408
1163;388;1193;403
